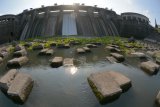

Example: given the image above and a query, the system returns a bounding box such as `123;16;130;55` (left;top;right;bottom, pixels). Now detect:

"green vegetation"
19;36;143;54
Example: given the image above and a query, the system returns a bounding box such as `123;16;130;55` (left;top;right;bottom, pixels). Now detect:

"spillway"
62;12;77;36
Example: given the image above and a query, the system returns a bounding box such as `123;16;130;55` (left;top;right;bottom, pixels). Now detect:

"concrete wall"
0;5;153;43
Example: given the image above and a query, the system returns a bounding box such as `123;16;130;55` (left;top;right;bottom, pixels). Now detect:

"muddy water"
0;45;159;107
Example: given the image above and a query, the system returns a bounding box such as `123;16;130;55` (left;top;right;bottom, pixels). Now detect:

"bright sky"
0;0;159;26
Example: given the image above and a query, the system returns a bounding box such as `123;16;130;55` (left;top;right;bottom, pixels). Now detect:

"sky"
0;0;159;26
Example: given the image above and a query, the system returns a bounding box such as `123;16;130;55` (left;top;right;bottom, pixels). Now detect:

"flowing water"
0;45;159;107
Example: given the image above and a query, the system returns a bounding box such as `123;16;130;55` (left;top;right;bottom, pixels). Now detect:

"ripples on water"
0;46;159;107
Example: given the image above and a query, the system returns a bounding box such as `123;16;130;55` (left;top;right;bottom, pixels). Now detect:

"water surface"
0;46;159;107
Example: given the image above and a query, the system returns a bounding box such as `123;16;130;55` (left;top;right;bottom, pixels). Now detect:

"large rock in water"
76;48;85;54
39;49;48;55
63;58;74;66
7;56;29;68
156;91;160;106
0;51;9;58
13;49;27;57
140;61;159;75
106;56;117;63
110;53;125;62
130;52;146;58
7;72;34;103
14;45;25;52
88;71;131;104
0;69;18;92
50;57;63;68
86;44;97;48
0;57;3;64
83;47;91;52
46;49;54;55
32;44;44;50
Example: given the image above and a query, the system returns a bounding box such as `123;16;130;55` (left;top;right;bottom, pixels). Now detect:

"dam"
0;4;152;43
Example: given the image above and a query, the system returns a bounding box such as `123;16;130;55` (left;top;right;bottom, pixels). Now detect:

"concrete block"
88;72;122;103
13;49;27;57
70;41;81;45
156;91;160;106
106;56;117;63
83;47;91;52
46;49;54;55
50;57;63;68
23;42;32;47
14;45;25;52
39;49;48;55
0;57;3;64
7;56;29;68
32;44;44;50
108;71;132;91
131;52;146;58
86;44;97;48
110;53;125;62
50;42;57;47
0;69;18;92
63;58;74;66
0;51;9;58
7;73;34;103
140;61;159;75
76;48;85;54
88;71;131;104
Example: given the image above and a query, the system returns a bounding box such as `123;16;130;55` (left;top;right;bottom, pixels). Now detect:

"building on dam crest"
0;4;154;43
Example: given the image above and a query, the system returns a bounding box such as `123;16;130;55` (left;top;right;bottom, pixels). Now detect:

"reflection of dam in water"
0;4;151;42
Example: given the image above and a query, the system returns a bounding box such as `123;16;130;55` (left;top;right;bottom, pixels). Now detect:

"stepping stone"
106;56;117;63
50;57;63;68
57;44;70;49
14;45;25;52
39;49;49;55
108;71;131;91
110;45;119;48
91;42;102;46
70;41;81;45
0;51;9;58
13;49;27;57
110;53;125;62
76;48;85;54
32;44;44;50
156;91;160;106
23;42;32;47
140;61;159;75
130;52;146;58
64;44;70;48
106;46;121;52
7;72;34;103
0;69;18;92
0;57;3;64
63;58;74;66
46;49;54;55
88;71;131;104
86;44;97;48
106;46;115;51
50;42;57;47
83;47;91;52
7;56;29;68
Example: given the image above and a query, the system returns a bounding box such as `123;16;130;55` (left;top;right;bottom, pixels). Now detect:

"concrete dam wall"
0;5;152;42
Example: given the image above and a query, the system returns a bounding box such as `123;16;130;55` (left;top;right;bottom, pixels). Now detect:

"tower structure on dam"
0;4;153;43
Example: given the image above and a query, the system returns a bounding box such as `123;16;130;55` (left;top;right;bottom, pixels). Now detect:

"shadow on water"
0;45;160;107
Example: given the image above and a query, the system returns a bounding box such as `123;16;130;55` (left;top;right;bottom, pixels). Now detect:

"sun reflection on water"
65;66;78;75
70;66;78;75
